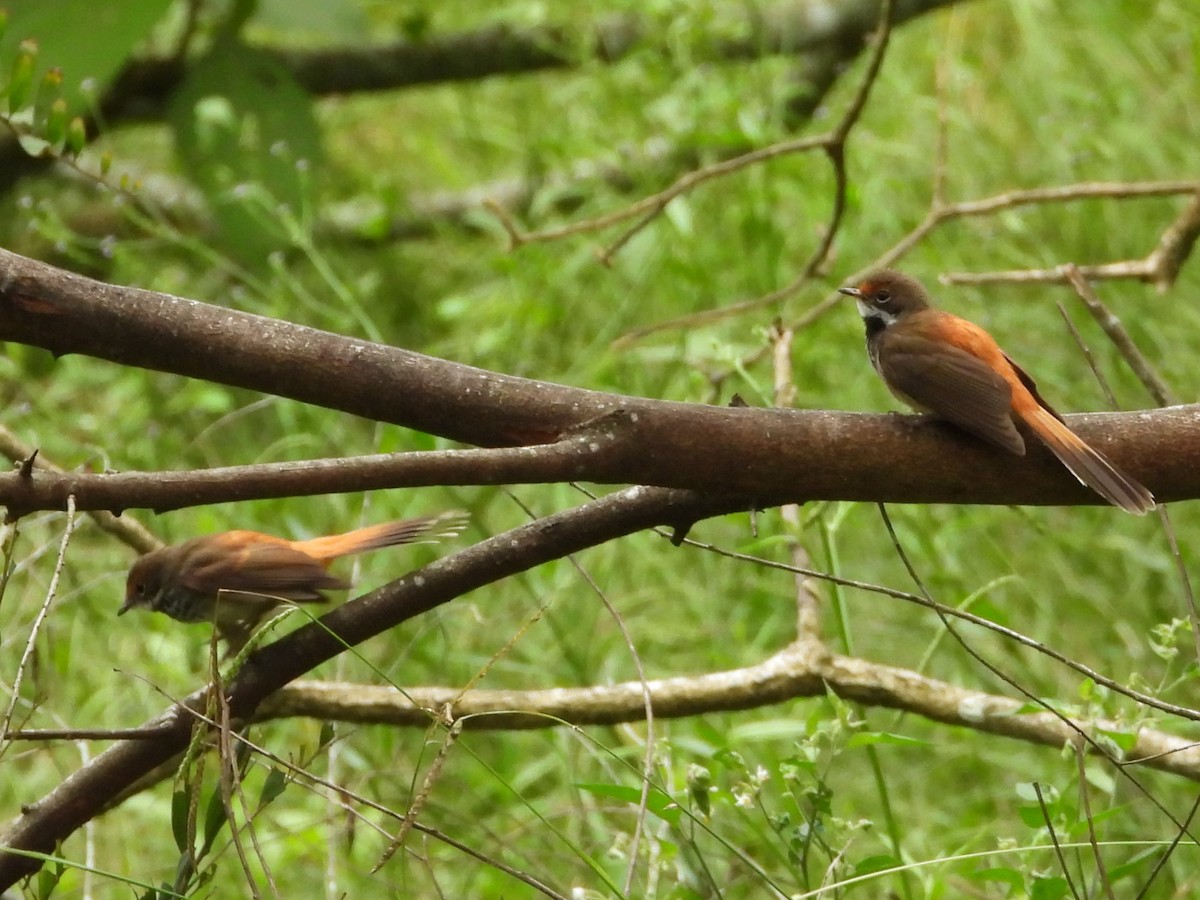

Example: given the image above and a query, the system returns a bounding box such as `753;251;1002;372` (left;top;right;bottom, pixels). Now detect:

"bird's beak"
117;602;130;616
837;286;863;299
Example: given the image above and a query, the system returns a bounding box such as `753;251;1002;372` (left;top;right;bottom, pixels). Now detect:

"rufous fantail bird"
838;270;1154;514
121;511;467;647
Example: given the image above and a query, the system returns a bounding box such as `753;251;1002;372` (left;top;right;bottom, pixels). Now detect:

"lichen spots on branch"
957;695;990;723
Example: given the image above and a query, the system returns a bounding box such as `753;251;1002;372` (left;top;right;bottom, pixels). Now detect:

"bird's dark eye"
136;583;146;596
875;289;892;303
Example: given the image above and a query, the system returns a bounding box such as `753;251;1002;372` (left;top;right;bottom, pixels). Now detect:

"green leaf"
168;36;322;263
1096;726;1137;753
686;764;712;818
1014;782;1040;802
1030;875;1069;900
200;789;230;857
318;721;336;750
852;854;899;877
1017;804;1047;827
65;115;86;155
259;768;288;807
712;747;746;771
45;96;67;148
1105;849;1156;882
35;65;63;121
0;0;173;110
36;863;61;900
971;867;1024;890
171;789;192;854
575;782;682;826
846;731;931;748
1082;762;1116;794
7;39;37;113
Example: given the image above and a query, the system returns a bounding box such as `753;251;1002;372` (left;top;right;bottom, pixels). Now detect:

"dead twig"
1061;264;1176;407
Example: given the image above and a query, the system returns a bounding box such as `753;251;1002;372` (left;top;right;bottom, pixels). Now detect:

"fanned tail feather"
1023;408;1154;514
295;511;469;561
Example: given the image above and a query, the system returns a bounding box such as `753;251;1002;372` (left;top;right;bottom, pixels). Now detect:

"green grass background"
1;0;1199;896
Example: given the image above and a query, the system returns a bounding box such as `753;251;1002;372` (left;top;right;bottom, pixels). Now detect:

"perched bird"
838;270;1154;514
121;511;467;647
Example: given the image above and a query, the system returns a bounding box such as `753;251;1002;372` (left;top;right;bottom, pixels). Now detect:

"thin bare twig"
799;0;896;281
1144;189;1200;292
1055;300;1119;409
1;726;178;741
874;503;1200;842
373;721;462;872
616;178;1200;349
0;496;79;746
610;0;899;346
1058;268;1196;672
603;0;895;269
1135;791;1200;899
942;188;1200;291
215;693;267;900
0;423;160;553
1075;745;1117;900
173;702;567;898
1034;781;1081;900
491;0;895;276
1061;264;1176;407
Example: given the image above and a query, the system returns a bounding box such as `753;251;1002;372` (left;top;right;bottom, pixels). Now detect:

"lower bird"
121;511;467;647
838;270;1154;513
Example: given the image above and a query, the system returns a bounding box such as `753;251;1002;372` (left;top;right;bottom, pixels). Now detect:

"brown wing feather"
178;535;348;601
877;331;1026;455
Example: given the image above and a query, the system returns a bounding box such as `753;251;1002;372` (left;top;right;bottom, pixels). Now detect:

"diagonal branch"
493;0;899;264
0;485;745;887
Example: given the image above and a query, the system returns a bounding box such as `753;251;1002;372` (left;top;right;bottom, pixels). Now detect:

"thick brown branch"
0;434;620;517
1;249;1197;513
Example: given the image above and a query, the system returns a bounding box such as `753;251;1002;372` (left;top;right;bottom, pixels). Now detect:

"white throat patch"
856;299;898;326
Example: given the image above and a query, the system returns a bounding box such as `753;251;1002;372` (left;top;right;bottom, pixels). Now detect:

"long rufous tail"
1022;408;1154;514
294;511;469;561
